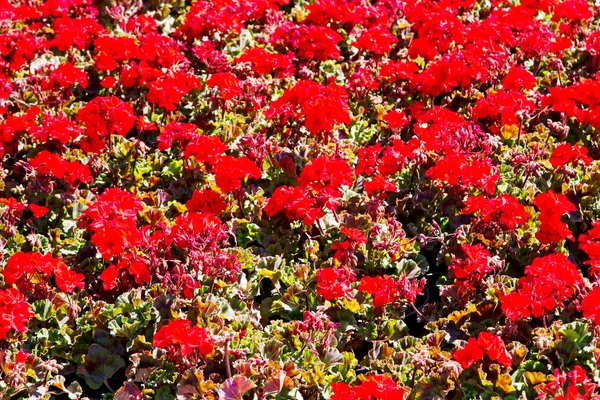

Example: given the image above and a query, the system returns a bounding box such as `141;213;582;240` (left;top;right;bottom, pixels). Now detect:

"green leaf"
77;344;126;390
358;322;378;341
559;321;592;347
32;299;55;321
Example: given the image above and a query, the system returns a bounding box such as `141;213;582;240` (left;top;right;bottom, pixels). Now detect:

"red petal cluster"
453;331;512;369
502;254;583;321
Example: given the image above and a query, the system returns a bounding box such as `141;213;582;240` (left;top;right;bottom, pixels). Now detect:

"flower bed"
1;0;600;398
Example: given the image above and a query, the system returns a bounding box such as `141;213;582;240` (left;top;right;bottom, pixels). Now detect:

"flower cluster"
502;254;583;321
452;331;512;370
331;375;408;400
1;0;600;397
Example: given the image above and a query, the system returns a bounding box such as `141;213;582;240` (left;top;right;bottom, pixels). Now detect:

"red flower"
29;151;67;178
100;76;117;89
296;25;343;61
264;186;323;226
0;288;33;340
29;204;49;218
538;366;600;399
582;288;600;325
533;190;576;244
264;186;304;218
186;189;227;214
304;0;369;26
54;264;85;293
355;144;383;176
340;227;367;244
477;332;513;367
500;292;532;321
586;31;600;55
378;60;419;83
212;156;262;193
49;16;104;52
157;122;200;151
552;0;593;22
93;35;140;71
352;26;398;55
353;375;408;399
207;72;242;101
450;244;493;281
363;174;397;198
4;251;64;286
416;54;473;97
235;48;294;77
45;62;88;90
266;80;351;135
579;221;600;277
426;153;499;195
99;265;120;291
382;110;409;129
501;254;583;321
77;96;135;140
153;319;213;357
30;150;92;186
91;222;141;260
546;80;600;130
15;350;30;364
315;267;355;301
303;93;352;135
549;143;592;168
359;275;399;307
183;135;229;164
80;188;144;260
123;257;151;285
453;338;485;369
462;194;530;231
358;275;424;308
170;212;240;282
100;253;153;291
63;160;92;185
298;156;354;192
472;89;535;126
146;72;201;112
39;114;82;144
453;331;512;369
502;66;536;91
331;374;408;400
330;382;355;400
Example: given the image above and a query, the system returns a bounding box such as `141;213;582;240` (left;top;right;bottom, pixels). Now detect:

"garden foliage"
1;0;600;398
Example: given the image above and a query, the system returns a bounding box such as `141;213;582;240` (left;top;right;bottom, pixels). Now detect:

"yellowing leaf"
501;125;519;140
495;373;516;394
342;298;360;313
524;371;547;385
258;268;282;283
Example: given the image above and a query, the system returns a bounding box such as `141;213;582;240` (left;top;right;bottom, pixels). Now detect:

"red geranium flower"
550;143;592;168
186;189;227;214
77;96;135;141
153;319;213;357
533;190;576;244
501;253;583;320
331;374;408;400
207;72;242;101
0;288;33;340
352;26;398;55
54;264;85;293
582;287;600;325
453;331;512;369
315;267;355;301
